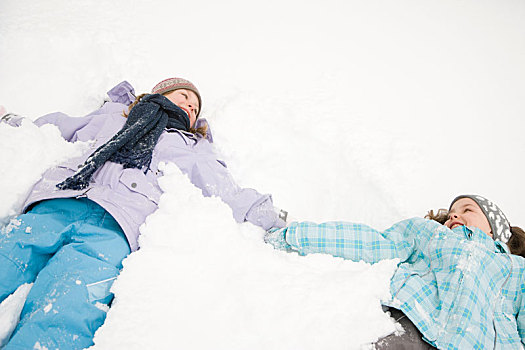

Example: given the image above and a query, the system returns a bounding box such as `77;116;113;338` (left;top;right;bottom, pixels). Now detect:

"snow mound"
0;120;87;223
91;163;398;350
0;283;33;348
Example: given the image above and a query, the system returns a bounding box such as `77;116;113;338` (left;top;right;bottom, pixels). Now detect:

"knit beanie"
449;195;512;243
151;77;202;117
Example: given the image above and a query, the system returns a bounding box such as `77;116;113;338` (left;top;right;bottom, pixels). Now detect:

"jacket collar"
454;225;510;254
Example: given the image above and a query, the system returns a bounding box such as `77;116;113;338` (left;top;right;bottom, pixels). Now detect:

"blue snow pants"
0;198;131;350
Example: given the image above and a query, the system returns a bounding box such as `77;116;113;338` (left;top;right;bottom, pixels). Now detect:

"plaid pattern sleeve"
283;218;429;264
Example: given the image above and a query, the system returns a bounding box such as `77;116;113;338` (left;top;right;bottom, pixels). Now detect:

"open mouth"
180;107;190;118
450;222;463;229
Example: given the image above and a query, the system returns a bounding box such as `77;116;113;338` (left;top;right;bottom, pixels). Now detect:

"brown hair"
122;93;208;138
425;208;525;258
507;227;525;258
425;209;448;225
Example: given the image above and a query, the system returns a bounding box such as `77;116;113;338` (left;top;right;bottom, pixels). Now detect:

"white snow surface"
92;163;398;349
0;284;32;348
0;0;524;349
0;121;88;223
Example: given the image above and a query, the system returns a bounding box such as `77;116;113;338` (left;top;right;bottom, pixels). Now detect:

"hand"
264;228;294;252
0;107;24;127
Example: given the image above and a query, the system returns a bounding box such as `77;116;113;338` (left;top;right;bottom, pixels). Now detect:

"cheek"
470;214;491;234
483;219;492;233
165;94;182;106
170;98;182;106
476;215;490;229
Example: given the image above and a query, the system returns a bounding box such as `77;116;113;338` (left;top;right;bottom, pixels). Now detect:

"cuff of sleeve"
1;114;25;127
272;216;286;230
283;222;299;250
245;195;279;230
264;227;294;252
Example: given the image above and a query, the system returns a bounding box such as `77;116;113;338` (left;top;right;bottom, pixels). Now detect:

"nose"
186;103;196;115
448;213;459;221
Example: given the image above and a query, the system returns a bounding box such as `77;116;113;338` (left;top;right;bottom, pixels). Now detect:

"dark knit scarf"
57;94;190;191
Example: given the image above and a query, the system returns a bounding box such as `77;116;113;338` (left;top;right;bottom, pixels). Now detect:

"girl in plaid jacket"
266;195;525;349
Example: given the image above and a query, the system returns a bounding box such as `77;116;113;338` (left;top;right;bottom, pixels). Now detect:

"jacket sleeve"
281;218;430;264
10;81;134;142
0;110;95;141
163;138;285;230
193;155;285;230
33;112;96;141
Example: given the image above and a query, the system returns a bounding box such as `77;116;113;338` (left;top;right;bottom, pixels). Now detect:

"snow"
0;0;524;349
43;303;53;314
0;284;32;348
92;163;398;349
0;120;87;223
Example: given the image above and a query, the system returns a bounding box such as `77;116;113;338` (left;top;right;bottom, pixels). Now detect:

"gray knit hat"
151;77;202;118
449;195;512;243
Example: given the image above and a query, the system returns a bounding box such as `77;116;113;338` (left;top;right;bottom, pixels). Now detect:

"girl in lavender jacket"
0;78;286;349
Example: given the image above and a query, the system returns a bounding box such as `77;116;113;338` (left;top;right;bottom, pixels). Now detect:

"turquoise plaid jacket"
274;218;525;349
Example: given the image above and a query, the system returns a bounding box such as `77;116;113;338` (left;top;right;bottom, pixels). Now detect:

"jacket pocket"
495;299;521;344
119;168;161;204
86;277;117;305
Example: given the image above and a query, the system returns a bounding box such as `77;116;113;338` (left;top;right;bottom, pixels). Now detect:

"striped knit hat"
151;77;202;117
449;195;512;243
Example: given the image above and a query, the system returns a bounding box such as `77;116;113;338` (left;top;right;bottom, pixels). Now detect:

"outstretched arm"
267;218;431;264
33;112;96;141
0;109;95;141
193;154;286;230
1;112;25;127
1;81;134;141
160;132;286;231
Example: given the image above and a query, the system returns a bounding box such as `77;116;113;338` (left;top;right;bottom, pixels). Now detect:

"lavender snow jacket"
14;82;284;251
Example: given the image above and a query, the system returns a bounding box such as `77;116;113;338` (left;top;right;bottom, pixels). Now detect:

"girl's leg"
375;307;436;349
0;199;81;303
4;199;130;350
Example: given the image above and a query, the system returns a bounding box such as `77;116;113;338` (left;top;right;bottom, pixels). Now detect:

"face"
163;89;200;127
444;198;492;237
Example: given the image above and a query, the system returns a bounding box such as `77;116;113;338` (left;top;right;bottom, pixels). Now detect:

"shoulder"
85;104;127;126
90;101;128;117
385;218;446;249
389;217;442;233
106;80;136;105
155;130;212;158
